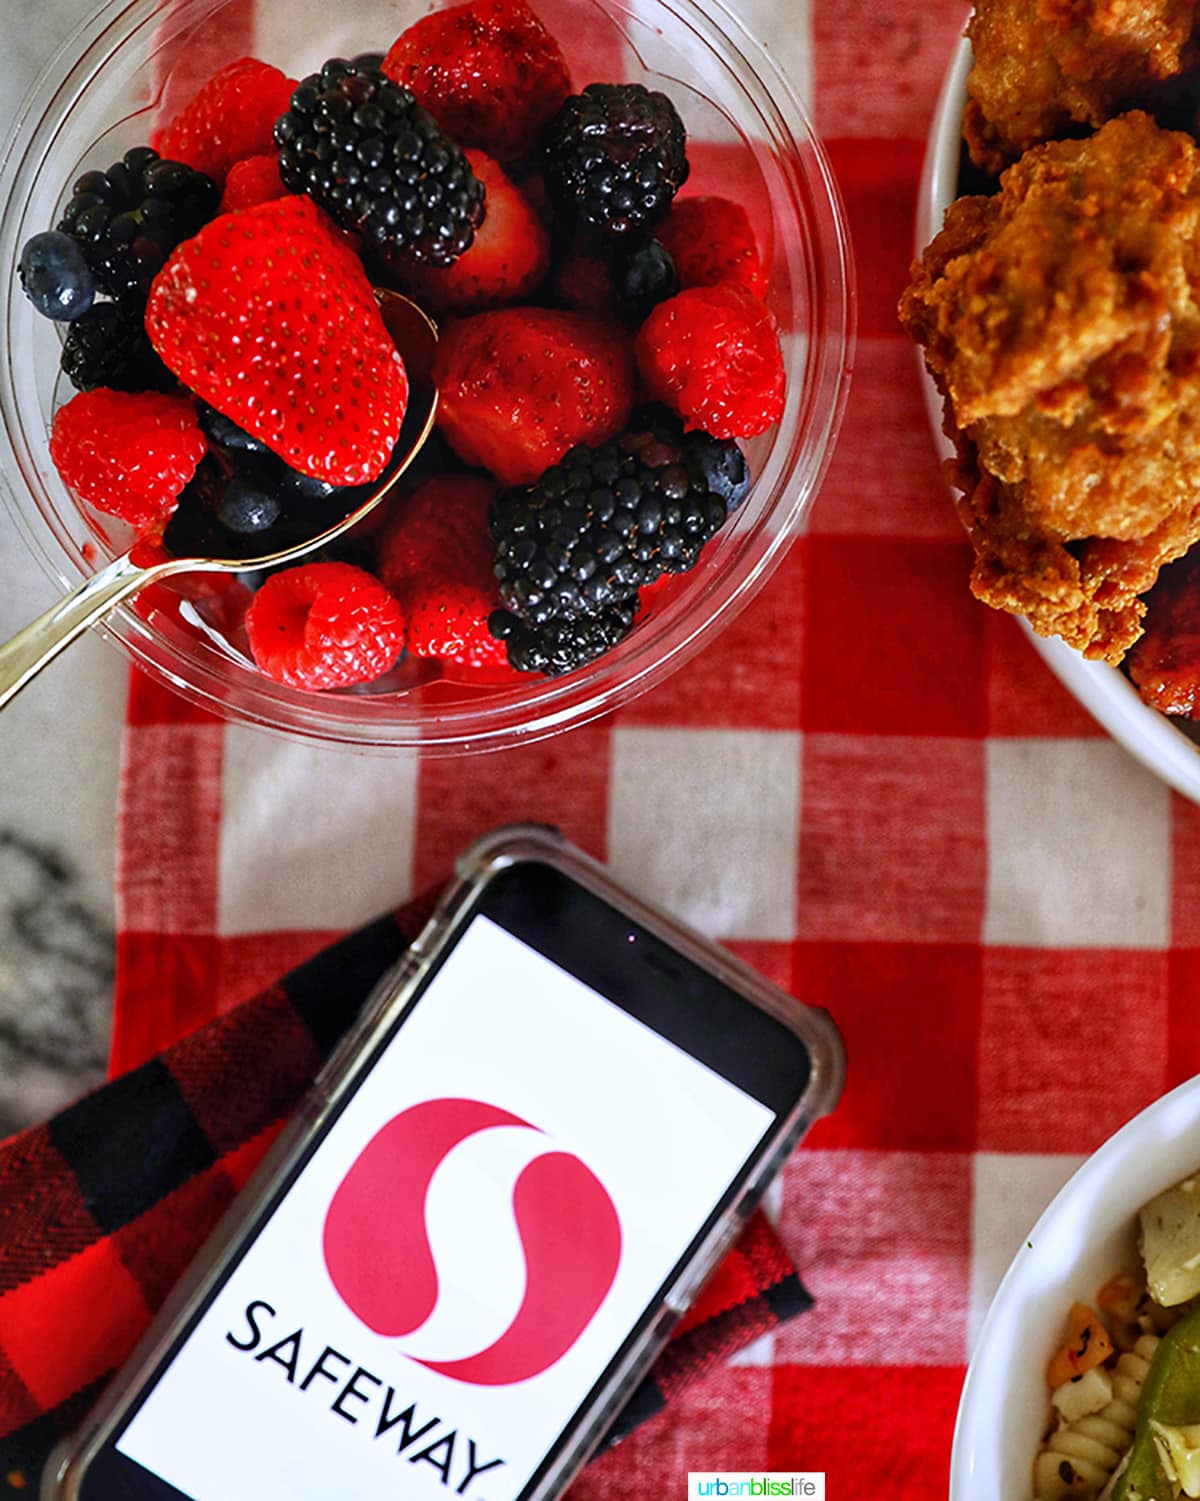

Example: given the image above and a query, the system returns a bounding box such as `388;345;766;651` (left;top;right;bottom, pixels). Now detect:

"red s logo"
322;1098;622;1386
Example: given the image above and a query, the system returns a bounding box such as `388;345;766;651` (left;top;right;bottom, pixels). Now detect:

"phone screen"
91;872;802;1501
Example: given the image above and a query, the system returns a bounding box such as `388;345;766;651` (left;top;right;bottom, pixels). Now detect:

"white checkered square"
969;1152;1085;1350
217;731;419;933
608;728;800;940
985;740;1170;947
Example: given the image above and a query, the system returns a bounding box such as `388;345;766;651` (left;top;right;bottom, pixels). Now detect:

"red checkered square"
813;0;968;139
767;1364;965;1489
775;1149;971;1366
214;930;341;1014
117;723;224;934
722;941;796;996
616;542;806;731
112;932;222;1075
0;1241;149;1411
125;670;221;728
825;139;924;339
979;948;1168;1154
1167;950;1200;1089
413;725;613;890
796;734;986;942
808;338;963;540
802;536;986;736
798;941;981;1151
1172;795;1200;945
568;1370;773;1498
985;614;1104;737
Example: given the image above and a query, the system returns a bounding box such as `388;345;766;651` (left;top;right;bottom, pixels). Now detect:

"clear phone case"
44;823;845;1501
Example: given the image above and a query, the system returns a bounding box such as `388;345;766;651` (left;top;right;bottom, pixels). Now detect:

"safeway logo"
322;1098;622;1386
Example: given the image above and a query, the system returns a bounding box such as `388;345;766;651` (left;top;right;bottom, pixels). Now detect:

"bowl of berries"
0;0;853;751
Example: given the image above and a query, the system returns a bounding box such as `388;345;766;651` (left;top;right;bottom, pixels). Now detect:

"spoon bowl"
0;289;437;712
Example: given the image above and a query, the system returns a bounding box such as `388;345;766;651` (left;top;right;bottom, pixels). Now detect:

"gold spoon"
0;289;437;711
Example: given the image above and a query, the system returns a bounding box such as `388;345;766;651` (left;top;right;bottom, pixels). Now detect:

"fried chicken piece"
1127;552;1200;713
965;0;1200;172
899;113;1200;664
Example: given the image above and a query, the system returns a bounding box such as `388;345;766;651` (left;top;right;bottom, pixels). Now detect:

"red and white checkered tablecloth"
106;0;1200;1494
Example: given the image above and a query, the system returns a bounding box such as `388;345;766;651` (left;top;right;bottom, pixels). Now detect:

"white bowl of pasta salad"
950;1075;1200;1501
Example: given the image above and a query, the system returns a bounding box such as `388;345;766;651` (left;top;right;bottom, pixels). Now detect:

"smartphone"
45;825;844;1501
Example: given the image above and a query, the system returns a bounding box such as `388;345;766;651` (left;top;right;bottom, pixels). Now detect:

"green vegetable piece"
1111;1305;1200;1500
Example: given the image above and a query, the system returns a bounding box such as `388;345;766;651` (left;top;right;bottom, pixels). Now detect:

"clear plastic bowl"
0;0;854;753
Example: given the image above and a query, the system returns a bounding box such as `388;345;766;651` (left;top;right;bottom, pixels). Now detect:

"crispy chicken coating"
899;112;1200;664
965;0;1200;172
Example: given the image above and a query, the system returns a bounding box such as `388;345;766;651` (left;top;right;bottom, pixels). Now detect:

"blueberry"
614;239;678;321
198;405;271;456
17;230;95;321
685;432;750;510
217;473;283;534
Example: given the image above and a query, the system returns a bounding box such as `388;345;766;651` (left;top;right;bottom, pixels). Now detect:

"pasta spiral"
1033;1334;1160;1500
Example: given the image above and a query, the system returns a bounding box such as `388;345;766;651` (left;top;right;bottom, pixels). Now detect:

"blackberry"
274;56;485;271
55;147;219;307
18;231;94;321
490;410;742;629
543;83;688;238
488;599;638;676
60;302;175;393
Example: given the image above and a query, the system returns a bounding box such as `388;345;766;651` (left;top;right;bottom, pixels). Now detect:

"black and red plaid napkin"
0;890;812;1493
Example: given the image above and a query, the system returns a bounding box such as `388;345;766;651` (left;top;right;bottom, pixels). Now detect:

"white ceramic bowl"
919;39;1200;804
950;1075;1200;1500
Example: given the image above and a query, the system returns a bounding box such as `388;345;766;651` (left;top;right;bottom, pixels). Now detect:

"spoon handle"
0;550;177;711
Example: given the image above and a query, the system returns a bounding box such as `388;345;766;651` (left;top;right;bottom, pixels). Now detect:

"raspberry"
382;0;571;164
377;474;501;658
154;57;297;186
635;282;784;439
275;57;484;271
656;196;768;298
245;561;406;691
219;153;287;212
543;83;689;238
49;389;207;530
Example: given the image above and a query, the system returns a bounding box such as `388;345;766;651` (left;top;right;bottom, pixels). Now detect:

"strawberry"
219;153;287;213
433;308;635;485
153;57;297;186
245;561;406;691
635;282;784;439
383;0;571;163
146;196;408;486
656;196;768;298
396;152;549;315
377;473;504;660
49;388;206;530
551;242;621;316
